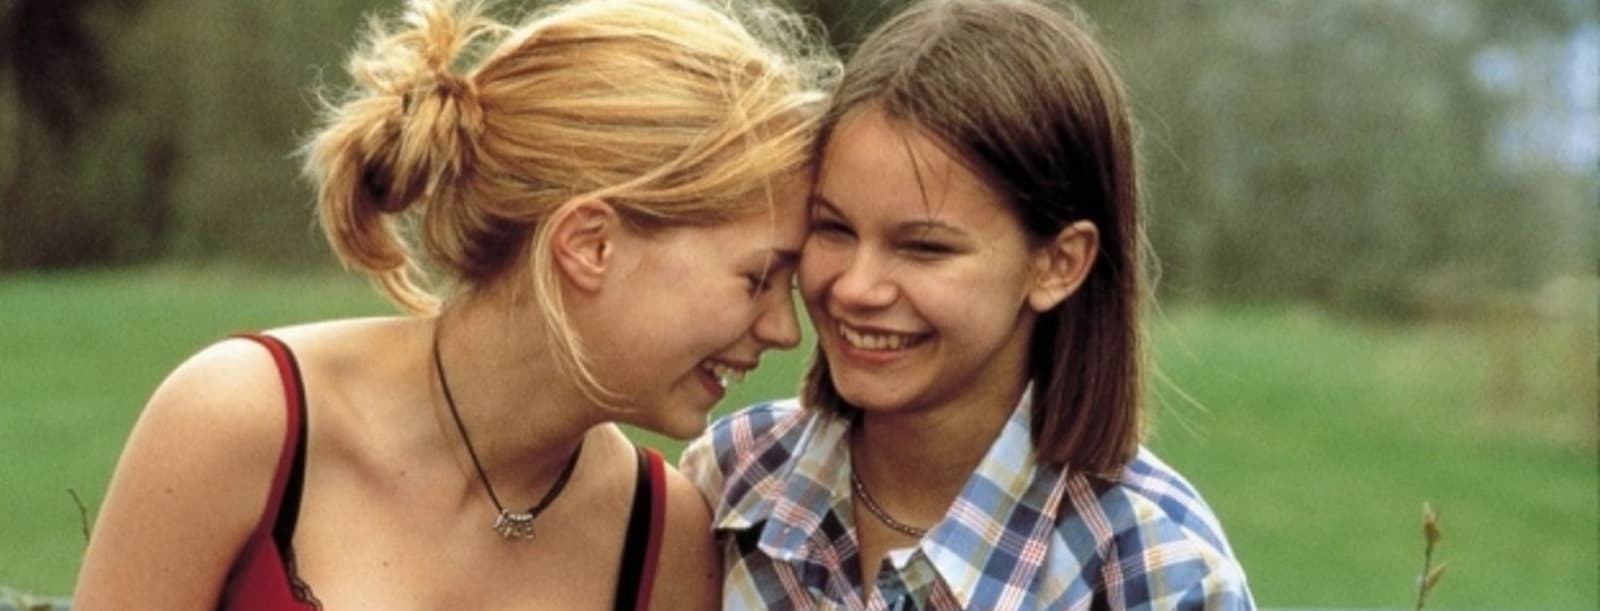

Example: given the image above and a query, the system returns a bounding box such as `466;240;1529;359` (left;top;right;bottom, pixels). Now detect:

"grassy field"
2;267;1595;608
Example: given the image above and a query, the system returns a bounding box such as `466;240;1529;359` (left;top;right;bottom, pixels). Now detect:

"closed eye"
746;272;774;294
747;267;794;296
810;218;854;237
902;240;955;256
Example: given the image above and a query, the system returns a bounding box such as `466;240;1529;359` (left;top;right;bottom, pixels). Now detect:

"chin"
644;411;711;441
829;373;911;412
832;385;910;414
840;397;906;414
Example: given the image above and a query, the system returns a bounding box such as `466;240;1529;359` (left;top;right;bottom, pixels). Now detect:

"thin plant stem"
1414;542;1434;611
68;488;90;546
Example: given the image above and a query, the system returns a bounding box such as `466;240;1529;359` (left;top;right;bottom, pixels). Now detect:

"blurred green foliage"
1085;1;1597;315
2;0;1595;317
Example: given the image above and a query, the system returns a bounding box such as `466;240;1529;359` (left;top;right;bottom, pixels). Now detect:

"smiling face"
581;176;809;438
802;109;1053;417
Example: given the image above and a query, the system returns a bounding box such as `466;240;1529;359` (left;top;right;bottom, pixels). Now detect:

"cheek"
701;276;776;340
690;287;752;332
917;264;1031;327
797;243;840;303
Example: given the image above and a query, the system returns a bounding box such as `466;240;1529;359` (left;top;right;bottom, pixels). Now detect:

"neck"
849;378;1026;526
430;295;602;505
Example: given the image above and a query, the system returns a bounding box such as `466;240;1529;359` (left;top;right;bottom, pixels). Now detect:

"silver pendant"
493;510;537;540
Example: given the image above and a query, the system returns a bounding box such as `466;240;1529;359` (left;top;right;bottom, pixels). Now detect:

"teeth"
700;361;749;388
838;323;914;351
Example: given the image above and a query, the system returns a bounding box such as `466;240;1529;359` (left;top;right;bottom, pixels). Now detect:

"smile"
837;322;927;351
699;359;751;389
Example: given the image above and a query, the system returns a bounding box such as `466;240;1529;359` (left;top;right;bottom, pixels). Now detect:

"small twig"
68;488;91;546
1414;502;1446;610
1414;546;1433;611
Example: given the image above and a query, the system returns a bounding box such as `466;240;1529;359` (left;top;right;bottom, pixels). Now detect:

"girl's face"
585;176;808;439
801;110;1052;416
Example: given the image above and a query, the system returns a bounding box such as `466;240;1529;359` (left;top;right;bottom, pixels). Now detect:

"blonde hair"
303;0;836;403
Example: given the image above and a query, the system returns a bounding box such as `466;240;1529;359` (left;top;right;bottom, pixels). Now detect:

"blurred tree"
2;0;1592;320
152;1;372;265
0;0;374;270
1080;0;1595;315
790;0;911;50
0;0;156;269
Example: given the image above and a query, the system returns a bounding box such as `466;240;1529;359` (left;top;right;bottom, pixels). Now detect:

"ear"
1027;220;1099;313
549;198;621;293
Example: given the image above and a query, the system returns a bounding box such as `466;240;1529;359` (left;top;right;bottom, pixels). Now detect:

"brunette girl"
685;1;1254;608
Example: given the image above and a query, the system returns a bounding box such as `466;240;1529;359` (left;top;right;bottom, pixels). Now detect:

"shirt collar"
918;389;1071;609
716;389;1071;607
713;403;855;562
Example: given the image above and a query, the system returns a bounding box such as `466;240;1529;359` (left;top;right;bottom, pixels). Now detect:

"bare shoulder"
661;462;714;531
648;462;721;610
125;336;298;484
74;337;299;609
141;336;300;462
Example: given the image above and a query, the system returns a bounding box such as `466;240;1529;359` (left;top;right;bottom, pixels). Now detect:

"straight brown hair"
802;0;1146;476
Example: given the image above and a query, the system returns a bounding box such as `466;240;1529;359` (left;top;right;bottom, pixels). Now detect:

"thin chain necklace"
850;466;930;539
433;328;583;541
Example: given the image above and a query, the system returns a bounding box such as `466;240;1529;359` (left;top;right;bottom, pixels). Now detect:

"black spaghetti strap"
614;447;653;611
234;334;311;552
269;344;310;551
223;333;323;610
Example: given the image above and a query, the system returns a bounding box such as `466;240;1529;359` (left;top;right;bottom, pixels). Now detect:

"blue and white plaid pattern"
681;397;1255;610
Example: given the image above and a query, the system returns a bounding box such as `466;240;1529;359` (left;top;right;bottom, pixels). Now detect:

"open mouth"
837;322;929;351
699;359;751;389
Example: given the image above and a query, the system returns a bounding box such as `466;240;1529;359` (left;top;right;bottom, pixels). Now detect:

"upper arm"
1169;543;1254;610
1110;517;1254;611
644;465;722;611
73;338;293;610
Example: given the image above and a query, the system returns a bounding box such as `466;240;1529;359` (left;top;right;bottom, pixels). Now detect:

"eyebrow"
811;192;966;237
809;193;843;217
766;249;800;269
896;219;964;237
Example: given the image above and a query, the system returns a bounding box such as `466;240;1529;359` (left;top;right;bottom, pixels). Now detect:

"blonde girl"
75;0;836;608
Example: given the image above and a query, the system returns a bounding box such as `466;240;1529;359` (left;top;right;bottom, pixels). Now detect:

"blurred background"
1;0;1595;608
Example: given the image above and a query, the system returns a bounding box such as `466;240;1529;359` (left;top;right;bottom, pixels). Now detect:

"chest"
290;499;629;609
280;448;637;609
854;512;926;604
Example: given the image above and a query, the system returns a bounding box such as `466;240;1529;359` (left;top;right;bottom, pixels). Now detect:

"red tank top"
219;334;668;610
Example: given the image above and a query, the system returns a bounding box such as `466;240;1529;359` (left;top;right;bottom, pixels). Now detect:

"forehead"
696;172;811;251
817;109;1007;222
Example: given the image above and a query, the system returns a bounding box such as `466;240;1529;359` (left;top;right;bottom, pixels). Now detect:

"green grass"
1146;304;1598;608
2;268;1595;608
0;267;393;597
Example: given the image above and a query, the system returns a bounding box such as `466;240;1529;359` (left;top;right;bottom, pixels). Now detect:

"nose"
752;285;802;349
827;248;897;309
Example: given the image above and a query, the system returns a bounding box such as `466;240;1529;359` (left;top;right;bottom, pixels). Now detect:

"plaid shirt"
681;397;1254;610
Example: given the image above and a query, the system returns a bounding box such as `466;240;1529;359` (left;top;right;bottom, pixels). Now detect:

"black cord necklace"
433;327;583;541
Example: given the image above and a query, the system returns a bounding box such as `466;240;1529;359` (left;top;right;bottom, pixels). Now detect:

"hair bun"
360;68;484;214
403;70;481;118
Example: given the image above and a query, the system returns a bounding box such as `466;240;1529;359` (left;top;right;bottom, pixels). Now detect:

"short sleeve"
678;432;724;507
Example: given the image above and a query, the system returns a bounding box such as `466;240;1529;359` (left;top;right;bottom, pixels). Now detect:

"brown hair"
302;0;837;403
802;0;1145;475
